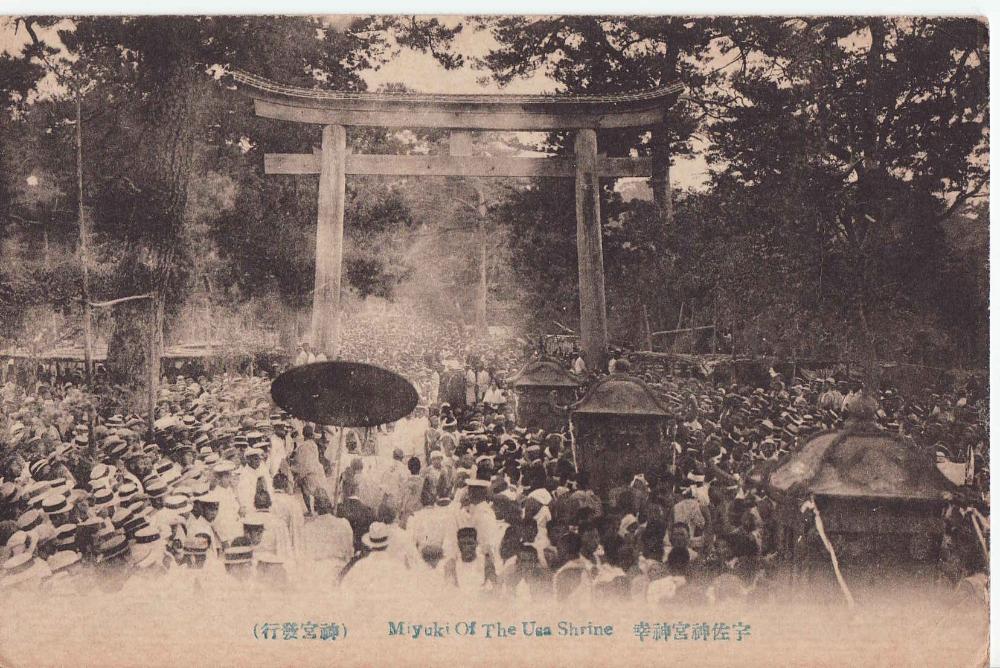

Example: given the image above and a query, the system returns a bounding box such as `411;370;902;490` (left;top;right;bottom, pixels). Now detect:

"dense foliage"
0;16;988;380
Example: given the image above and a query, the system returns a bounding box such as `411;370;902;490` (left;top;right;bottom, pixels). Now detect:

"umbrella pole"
807;496;856;610
970;508;989;564
568;416;579;473
330;426;346;516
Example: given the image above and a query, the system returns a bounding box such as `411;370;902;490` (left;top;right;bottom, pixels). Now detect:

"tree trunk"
105;52;199;403
106;297;158;410
76;94;94;387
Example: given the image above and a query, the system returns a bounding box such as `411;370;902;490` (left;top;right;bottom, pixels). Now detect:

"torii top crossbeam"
232;70;683;130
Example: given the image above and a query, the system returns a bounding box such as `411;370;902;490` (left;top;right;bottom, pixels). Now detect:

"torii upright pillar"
312;124;346;358
575;129;608;371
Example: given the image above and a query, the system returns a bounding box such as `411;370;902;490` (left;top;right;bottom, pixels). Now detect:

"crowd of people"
0;317;989;609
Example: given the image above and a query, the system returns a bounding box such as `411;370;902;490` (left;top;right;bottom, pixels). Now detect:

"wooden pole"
732;313;738;359
330;426;347;514
311;124;347;358
476;189;488;335
690;300;697;353
568;416;579;473
574;128;607;371
76;95;94;387
448;132;489;335
711;300;718;353
146;294;161;441
641;303;653;352
651;122;673;225
651;324;717;337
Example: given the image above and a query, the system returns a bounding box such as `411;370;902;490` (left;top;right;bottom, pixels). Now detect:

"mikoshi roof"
570;371;672;417
768;421;957;502
508;356;580;389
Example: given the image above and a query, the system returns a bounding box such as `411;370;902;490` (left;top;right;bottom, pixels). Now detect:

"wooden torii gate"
233;71;682;369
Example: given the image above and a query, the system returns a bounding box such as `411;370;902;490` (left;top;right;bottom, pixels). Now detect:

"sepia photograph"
0;13;990;667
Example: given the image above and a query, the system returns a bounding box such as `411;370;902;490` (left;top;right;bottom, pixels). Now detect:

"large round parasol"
270;361;418;427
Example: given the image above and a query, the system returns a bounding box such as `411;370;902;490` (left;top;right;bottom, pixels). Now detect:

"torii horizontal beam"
233;70;682;130
264;153;653;178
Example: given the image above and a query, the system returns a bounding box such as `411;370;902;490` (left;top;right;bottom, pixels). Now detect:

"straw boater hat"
190;482;211;500
122;513;147;536
17;509;44;532
160;466;182;486
54;523;77;551
116;483;139;504
22;479;51;499
94;521;117;545
28;459;48;479
5;530;32;555
164;494;193;514
90;463;113;483
47;478;71;497
97;535;130;563
183;534;211;557
130;527;165;568
107;441;129;461
41;493;71;516
145;478;168;499
362;522;390;551
46;550;81;575
92;487;116;511
111;507;135;530
1;552;42;588
224;544;254;566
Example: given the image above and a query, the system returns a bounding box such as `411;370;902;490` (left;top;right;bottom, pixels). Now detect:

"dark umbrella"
270;361;418;427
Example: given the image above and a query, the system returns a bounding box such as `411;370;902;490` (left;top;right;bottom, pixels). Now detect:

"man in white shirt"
407;491;454;567
441;479;500;564
302;495;354;565
268;422;291;479
294;343;309;367
442;527;496;594
339;523;412;597
428;368;440;405
464;366;477;407
293;424;326;515
295;342;317;366
235;447;272;516
475;367;491;403
185;495;224;560
211;461;243;544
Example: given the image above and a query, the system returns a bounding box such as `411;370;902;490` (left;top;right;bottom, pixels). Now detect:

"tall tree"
9;16;465;404
701;17;989;369
473;17;724;340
